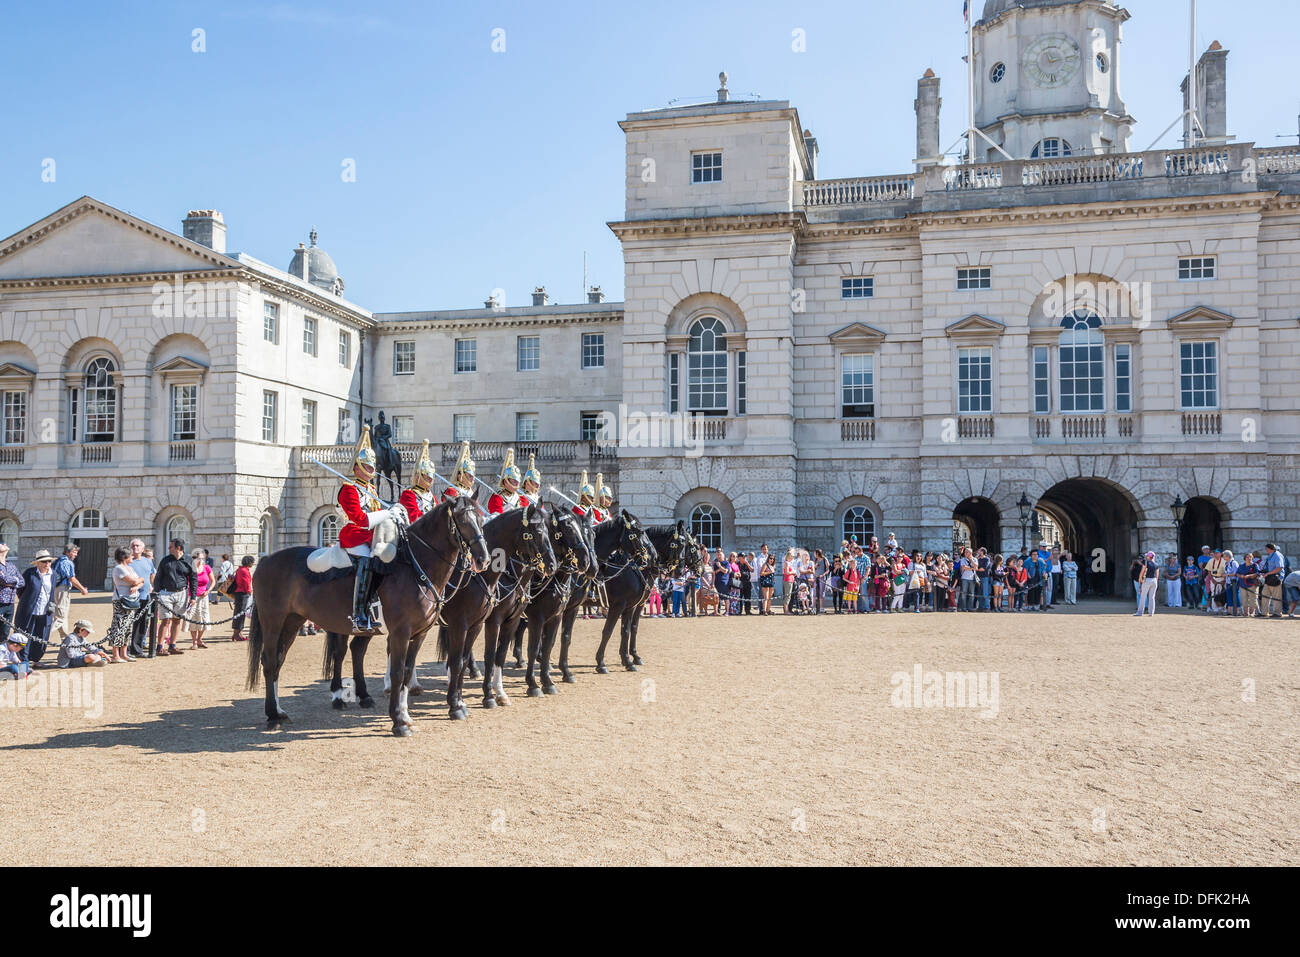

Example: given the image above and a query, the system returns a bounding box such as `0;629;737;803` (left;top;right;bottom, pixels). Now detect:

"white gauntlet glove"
389;504;410;527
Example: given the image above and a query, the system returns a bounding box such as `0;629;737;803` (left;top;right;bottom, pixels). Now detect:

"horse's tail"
245;609;264;691
322;631;345;678
436;624;449;663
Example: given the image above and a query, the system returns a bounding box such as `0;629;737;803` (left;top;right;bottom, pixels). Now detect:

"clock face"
1023;34;1082;88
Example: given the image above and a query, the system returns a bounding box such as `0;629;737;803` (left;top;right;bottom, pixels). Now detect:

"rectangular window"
736;351;747;416
169;384;197;441
301;398;316;445
455;338;477;374
956;347;992;413
1178;256;1216;281
303;316;317;356
840;277;874;299
840;354;875;418
580;411;602;441
956;267;992;290
2;391;27;445
668;353;679;414
338;330;351;367
582;332;605;369
393;340;415;375
691;150;722;183
516;412;539;442
517;335;540;372
263;302;279;343
337;407;350;443
1033;346;1050;414
453;413;475;441
1179;340;1219;409
261;390;278;443
1115;344;1132;413
393;415;414;442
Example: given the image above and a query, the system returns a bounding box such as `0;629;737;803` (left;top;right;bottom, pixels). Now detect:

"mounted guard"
399;439;439;522
520;453;541;507
443;441;476;499
337;425;407;635
573;469;597;519
595;474;614;523
488;447;523;514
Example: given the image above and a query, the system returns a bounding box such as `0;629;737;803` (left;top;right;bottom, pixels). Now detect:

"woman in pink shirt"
187;550;213;649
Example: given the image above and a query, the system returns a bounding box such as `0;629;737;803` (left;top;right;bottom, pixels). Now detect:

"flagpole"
966;1;976;164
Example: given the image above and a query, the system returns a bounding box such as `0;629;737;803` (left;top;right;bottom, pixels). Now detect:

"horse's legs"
492;617;515;705
558;601;580;683
327;632;348;709
445;627;469;720
350;634;374;707
595;605;619;675
524;614;544;697
539;616;561;694
264;617;302;725
387;631;414;736
629;606;645;666
481;618;499;708
619;606;637;671
511;617;525;668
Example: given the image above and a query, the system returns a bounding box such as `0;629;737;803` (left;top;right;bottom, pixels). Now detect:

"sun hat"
1145;551;1156;559
73;619;94;634
29;549;54;564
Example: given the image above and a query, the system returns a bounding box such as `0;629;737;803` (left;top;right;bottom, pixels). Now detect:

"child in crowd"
671;574;686;617
646;575;664;618
58;619;108;668
2;635;28;679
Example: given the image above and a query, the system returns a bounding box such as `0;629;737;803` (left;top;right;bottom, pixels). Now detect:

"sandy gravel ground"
3;595;1295;866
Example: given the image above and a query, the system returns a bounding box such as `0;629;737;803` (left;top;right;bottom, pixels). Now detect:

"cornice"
913;193;1275;229
375;312;620;334
608;211;805;240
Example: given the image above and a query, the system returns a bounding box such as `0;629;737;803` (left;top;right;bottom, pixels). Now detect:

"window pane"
840;353;874;418
517;336;540;371
582;333;605;369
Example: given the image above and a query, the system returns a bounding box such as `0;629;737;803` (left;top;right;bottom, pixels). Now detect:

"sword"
548;485;579;508
432;470;488;516
305;455;396;508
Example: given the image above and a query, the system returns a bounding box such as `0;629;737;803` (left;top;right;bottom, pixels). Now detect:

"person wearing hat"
595;474;614;524
1;632;26;679
573;470;597;519
13;549;57;661
1134;550;1160;616
399;440;439;522
337;425;407;635
488;447;523;515
443;441;476;500
57;619;107;668
519;454;541;508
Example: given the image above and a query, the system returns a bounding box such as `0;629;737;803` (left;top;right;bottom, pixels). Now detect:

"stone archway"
1179;496;1226;559
952;497;1001;555
1035;478;1142;597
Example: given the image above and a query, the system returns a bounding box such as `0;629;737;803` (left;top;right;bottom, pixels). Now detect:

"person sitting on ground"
58;619;108;668
1;635;27;680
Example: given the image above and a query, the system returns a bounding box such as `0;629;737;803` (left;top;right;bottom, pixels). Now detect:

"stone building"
1;0;1298;594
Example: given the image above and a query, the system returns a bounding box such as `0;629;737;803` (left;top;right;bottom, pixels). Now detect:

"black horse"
475;508;594;708
594;522;692;673
247;497;489;736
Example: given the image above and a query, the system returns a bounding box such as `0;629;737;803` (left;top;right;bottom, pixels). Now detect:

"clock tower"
973;0;1134;160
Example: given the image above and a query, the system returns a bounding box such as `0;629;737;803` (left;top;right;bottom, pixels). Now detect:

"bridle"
401;503;489;617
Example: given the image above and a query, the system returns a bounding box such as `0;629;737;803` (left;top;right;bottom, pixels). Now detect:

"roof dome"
287;228;343;293
981;0;1110;22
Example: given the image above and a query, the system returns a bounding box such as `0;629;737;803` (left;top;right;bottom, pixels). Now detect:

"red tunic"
572;505;587;518
338;481;383;549
442;487;460;499
399;487;438;523
488;491;524;514
593;507;608;523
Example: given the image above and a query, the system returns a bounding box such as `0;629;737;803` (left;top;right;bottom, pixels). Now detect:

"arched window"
841;506;875;545
687;317;728;415
1058;310;1104;412
689;504;722;551
318;513;341;547
258;513;275;555
1031;138;1072;159
69;508;107;534
0;516;19;548
165;514;192;549
83;357;118;442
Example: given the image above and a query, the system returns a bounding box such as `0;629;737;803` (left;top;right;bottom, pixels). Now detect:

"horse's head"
450;496;491;573
620;509;655;570
547;506;594;576
520;502;556;576
681;524;704;574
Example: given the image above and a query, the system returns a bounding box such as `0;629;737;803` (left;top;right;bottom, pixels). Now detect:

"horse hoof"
632;656;644;666
392;724;413;737
409;685;424;697
495;694;511;707
543;684;559;696
276;712;292;722
359;696;375;709
513;659;524;669
468;668;482;680
482;697;497;709
526;687;544;698
562;673;577;684
595;664;609;675
624;663;638;672
331;698;346;710
450;707;467;721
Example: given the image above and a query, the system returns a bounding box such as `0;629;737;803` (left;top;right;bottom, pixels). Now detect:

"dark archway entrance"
1035;479;1140;597
1179;497;1225;560
953;497;1001;555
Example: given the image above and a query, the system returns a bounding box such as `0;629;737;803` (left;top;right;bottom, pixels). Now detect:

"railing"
1034;418;1051;439
956;416;995;438
81;444;112;464
297;440;618;470
802;175;914;206
0;447;24;466
1254;145;1300;175
840;419;876;442
1117;416;1135;438
944;164;1003;191
169;441;196;462
1060;416;1107;440
1182;412;1222;436
1023;153;1143;186
686;417;727;442
1165;147;1231;177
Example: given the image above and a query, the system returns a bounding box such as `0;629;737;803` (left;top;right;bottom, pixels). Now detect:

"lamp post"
1172;495;1186;554
1017;492;1031;552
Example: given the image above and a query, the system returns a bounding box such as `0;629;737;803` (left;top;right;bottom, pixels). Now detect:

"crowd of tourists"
1135;543;1294;618
0;538;258;680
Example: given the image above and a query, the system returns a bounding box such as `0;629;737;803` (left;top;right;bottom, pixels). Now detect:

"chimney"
484;292;501;309
716;71;729;103
802;129;819;180
182;210;226;253
295;242;308;280
1183;42;1229;146
531;286;549;306
914;70;942;170
587;285;605;304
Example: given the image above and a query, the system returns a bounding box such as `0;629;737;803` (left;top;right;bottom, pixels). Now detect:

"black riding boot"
350;556;379;636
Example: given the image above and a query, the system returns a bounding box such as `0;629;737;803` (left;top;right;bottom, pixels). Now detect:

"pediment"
0;196;238;281
154;356;210;375
0;361;37;380
828;321;887;345
1165;306;1235;331
944;314;1006;338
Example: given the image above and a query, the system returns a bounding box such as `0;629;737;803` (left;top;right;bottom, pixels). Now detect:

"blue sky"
2;0;1295;312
